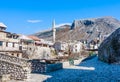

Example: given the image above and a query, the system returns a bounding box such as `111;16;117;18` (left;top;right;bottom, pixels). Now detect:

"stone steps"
0;53;28;67
0;53;31;81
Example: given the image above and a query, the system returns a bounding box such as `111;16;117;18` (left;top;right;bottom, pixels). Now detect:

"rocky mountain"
34;16;120;43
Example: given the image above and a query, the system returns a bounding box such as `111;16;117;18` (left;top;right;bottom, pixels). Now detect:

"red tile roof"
28;36;40;41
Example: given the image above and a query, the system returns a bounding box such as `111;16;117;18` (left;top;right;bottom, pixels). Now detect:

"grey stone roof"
0;22;7;28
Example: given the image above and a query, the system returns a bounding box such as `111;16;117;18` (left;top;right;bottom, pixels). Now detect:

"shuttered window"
0;41;3;46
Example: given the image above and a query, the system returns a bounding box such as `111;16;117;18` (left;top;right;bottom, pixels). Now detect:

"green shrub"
89;51;95;56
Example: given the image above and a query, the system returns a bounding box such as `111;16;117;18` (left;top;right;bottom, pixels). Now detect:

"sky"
0;0;120;35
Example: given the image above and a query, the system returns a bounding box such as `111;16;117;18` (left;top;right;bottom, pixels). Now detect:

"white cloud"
27;20;42;23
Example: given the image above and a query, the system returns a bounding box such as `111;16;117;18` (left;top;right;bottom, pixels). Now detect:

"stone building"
18;35;52;59
71;42;83;53
54;41;68;56
19;34;34;51
0;23;22;58
54;41;83;56
0;22;54;60
54;42;68;52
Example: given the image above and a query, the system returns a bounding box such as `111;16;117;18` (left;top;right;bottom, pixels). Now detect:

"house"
18;35;52;59
28;35;40;46
89;39;99;49
28;36;52;48
0;22;55;59
0;23;22;58
54;41;71;56
71;42;83;53
19;34;34;51
54;42;68;51
54;41;83;56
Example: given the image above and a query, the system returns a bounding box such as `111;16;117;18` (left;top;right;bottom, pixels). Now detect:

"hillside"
33;17;120;43
34;24;71;41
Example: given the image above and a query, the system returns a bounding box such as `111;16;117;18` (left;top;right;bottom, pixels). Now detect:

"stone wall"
0;60;29;80
30;60;46;73
30;59;63;73
46;63;63;73
0;53;30;80
24;46;51;59
0;53;28;66
98;28;120;63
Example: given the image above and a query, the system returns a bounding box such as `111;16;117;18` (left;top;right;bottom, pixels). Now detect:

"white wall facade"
54;42;68;51
71;42;83;53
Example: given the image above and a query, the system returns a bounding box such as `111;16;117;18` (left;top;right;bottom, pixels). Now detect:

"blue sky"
0;0;120;35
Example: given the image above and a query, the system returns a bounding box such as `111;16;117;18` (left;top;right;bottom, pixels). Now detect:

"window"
0;41;3;46
6;33;12;38
6;42;8;47
17;54;19;57
13;43;15;47
19;46;22;50
29;48;32;50
75;49;77;52
13;35;18;39
75;45;77;47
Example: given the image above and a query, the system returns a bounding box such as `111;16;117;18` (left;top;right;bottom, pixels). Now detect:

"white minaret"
52;20;56;43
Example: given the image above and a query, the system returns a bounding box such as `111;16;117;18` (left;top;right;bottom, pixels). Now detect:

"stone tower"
52;20;56;43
